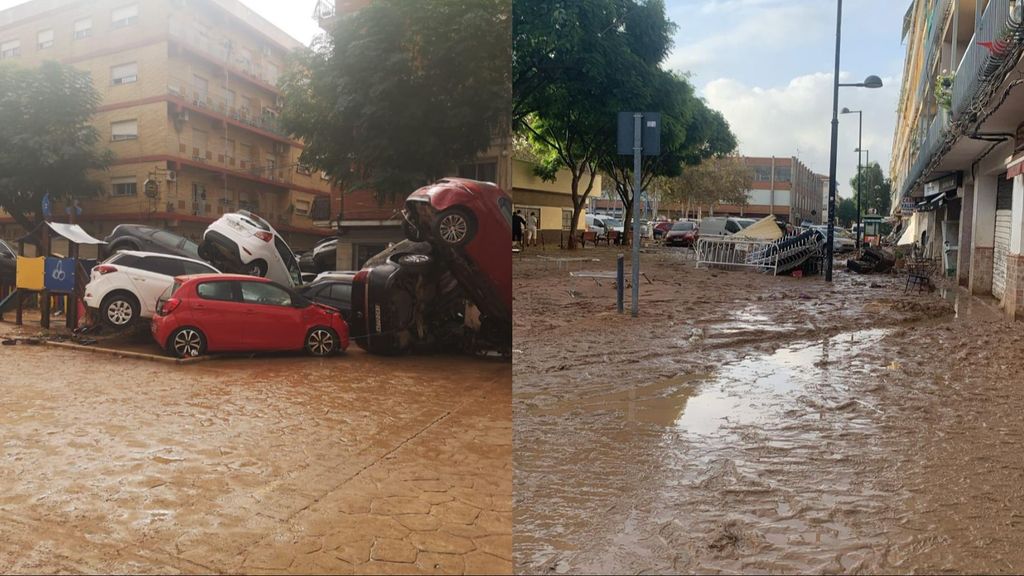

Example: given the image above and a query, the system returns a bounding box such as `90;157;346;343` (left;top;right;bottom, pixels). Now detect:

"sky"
664;0;909;199
0;0;908;199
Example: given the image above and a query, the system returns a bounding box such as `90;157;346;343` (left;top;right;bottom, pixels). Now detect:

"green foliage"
514;0;735;247
0;61;113;231
656;153;751;210
837;197;858;227
280;0;511;200
849;162;893;216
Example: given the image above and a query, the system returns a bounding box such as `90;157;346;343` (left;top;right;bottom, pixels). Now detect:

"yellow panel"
15;256;45;291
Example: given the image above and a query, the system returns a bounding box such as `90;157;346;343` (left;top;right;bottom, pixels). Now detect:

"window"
239;143;252;163
111;62;137;85
1;40;20;59
111;177;137;197
74;18;93;40
775;166;792;182
224;88;236;110
192;75;209;105
562;209;573;231
328;283;351;304
294;199;310;216
458;161;497;183
264;62;278;85
223;138;236;160
111;119;138;141
240;281;292;306
183;260;217;275
197;281;236;301
192;128;208;155
140;256;186;277
37;29;53;49
752;166;772;181
111;4;139;28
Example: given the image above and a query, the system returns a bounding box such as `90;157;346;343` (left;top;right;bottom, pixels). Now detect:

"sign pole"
632;112;642;317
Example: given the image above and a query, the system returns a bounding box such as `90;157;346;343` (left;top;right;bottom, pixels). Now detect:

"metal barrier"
694;237;779;275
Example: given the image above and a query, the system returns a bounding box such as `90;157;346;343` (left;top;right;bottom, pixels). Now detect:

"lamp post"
840;107;863;247
825;0;883;282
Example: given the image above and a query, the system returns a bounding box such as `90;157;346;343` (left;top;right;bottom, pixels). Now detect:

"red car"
664;221;699;247
402;178;512;337
151;274;349;358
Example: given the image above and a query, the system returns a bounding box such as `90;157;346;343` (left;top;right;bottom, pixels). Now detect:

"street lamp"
840;107;863;248
826;0;883;282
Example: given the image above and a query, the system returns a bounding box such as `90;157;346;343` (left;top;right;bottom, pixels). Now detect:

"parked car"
0;238;15;285
811;225;857;252
198;210;302;287
152;274;349;358
84;250;219;329
664;221;699;247
298;236;339;274
401;178;512;351
585;214;610;238
103;225;202;260
596;215;625;235
699;216;757;237
652;221;674;239
299;273;356;322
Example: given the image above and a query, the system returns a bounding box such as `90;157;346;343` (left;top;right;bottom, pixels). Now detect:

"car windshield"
671;222;695;231
237;210;272;231
737;220;756;229
604;218;623;228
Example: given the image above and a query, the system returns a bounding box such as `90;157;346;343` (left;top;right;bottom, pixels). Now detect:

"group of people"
512;210;539;248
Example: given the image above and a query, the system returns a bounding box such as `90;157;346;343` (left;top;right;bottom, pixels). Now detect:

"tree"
598;70;736;243
837;197;858;227
0;61;113;232
849;162;892;217
514;0;669;248
657;154;751;217
280;0;511;199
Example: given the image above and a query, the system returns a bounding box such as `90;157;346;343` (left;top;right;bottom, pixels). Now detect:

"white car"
198;210;302;287
811;225;857;252
84;251;219;329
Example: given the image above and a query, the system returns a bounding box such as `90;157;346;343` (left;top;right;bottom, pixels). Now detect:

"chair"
905;257;937;293
579;231;598;247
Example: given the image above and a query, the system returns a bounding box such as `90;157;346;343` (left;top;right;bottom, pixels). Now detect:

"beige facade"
0;0;335;250
511;159;594;243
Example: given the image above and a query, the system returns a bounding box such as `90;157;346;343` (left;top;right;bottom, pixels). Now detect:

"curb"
44;340;218;365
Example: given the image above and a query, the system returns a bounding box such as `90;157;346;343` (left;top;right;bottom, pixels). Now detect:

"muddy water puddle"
516;328;896;573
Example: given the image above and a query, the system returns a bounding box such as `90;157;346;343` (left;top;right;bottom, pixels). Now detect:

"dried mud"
514;247;1024;574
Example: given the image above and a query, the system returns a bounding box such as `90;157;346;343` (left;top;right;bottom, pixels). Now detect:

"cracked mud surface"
514;247;1024;574
0;327;511;574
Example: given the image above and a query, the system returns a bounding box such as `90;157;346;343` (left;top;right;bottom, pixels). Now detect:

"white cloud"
703;71;898;199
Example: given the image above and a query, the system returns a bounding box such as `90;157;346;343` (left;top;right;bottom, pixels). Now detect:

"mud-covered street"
0;326;511;575
513;247;1024;574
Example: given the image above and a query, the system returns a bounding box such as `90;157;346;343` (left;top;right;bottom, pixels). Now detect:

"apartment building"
714;156;826;224
0;0;337;250
512;159;599;246
313;0;512;270
891;0;1024;317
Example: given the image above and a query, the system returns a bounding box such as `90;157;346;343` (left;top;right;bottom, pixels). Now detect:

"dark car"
652;221;674;240
401;178;512;351
0;239;16;285
664;221;699;247
299;272;356;322
103;224;202;260
298;236;339;273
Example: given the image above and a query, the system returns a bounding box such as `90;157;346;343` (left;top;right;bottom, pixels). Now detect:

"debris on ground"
847;245;897;274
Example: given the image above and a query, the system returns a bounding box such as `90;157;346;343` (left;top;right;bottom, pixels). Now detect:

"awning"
16;221;106;246
898;213;921;246
731;215;783;241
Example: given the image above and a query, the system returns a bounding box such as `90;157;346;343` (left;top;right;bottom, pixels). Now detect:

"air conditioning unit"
166;170;177;182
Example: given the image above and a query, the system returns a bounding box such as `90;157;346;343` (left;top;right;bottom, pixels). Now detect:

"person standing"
526;212;539;247
513;210;526;247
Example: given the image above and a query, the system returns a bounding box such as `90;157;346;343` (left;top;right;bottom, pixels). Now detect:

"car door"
238;280;305;351
192;280;248;351
123;256;183;317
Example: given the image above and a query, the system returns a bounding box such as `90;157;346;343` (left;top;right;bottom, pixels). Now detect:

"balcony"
951;0;1019;119
168;21;281;95
167;77;290;142
916;0;953;104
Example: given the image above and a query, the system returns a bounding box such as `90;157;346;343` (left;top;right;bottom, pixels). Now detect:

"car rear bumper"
150;313;176;351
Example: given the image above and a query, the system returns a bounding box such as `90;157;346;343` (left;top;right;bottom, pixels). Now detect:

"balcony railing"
951;0;1014;119
168;21;281;91
168;77;289;139
917;0;953;104
900;110;950;199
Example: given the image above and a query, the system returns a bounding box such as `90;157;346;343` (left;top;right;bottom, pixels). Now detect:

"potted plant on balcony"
935;70;954;114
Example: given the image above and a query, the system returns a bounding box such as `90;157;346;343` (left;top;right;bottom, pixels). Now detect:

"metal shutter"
993;173;1013;299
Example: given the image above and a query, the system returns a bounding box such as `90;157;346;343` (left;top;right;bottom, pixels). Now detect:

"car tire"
433;208;476;247
197;241;214;262
169;326;206;358
395;253;434;274
246;259;268;277
305;327;339;357
100;292;140;330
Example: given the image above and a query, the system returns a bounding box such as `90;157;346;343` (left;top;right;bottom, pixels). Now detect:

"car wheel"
197;241;213;261
305;327;338;357
246;259;268;277
396;253;434;274
434;208;476;247
169;327;206;358
100;292;139;329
